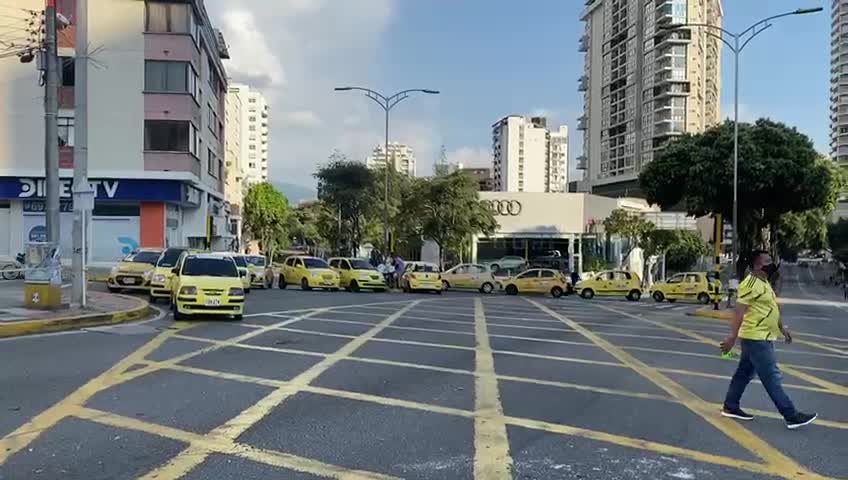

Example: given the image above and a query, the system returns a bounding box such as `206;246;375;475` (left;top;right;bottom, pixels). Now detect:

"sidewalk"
0;281;151;338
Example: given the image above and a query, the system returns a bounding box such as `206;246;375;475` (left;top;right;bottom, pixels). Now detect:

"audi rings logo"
483;199;522;216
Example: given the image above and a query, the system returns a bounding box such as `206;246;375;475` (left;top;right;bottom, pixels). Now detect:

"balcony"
576;155;588;170
578;75;588;92
576;115;588;130
144;152;201;177
578;34;589;52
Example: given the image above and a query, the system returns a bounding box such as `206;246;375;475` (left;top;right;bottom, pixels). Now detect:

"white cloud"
282;110;322;128
218;10;285;89
447;146;491;169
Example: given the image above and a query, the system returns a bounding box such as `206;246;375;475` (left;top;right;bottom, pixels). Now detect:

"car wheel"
580;288;595;299
374;288;386;293
551;286;564;298
350;280;360;293
480;282;494;294
278;275;287;289
172;301;185;320
667;298;677;303
697;292;711;304
441;280;450;291
436;289;443;295
232;314;243;321
627;290;642;302
505;284;518;296
652;291;664;302
301;278;311;291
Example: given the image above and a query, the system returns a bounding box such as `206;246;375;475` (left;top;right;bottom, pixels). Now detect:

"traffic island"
0;289;152;338
689;307;733;321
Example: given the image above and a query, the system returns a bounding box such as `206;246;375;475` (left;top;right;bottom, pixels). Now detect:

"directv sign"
0;177;184;202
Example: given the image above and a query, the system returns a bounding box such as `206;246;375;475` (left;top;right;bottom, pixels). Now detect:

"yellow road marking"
74;407;400;480
526;299;830;480
139;301;421;480
472;298;513;479
795;339;848;356
593;303;848;398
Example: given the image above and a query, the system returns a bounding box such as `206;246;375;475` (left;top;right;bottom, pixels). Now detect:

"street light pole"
334;87;440;251
660;7;822;280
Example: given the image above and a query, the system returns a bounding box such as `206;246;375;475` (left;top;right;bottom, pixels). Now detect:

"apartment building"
367;143;416;177
578;0;722;197
228;84;269;185
460;167;495;191
0;0;234;262
832;0;848;219
492;116;568;193
224;85;243;242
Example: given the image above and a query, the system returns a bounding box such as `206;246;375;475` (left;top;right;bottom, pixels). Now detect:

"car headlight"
110;266;119;275
229;287;244;296
151;274;166;284
180;286;197;295
311;272;321;278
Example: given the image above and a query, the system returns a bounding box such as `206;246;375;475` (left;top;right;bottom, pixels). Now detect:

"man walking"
720;250;817;429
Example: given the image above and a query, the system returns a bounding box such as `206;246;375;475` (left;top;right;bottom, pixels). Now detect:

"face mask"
762;263;779;278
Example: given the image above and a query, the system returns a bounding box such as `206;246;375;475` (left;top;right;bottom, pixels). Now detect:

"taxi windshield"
157;249;186;268
125;251;161;265
231;256;248;268
349;259;376;270
182;258;238;277
304;258;330;269
246;256;266;267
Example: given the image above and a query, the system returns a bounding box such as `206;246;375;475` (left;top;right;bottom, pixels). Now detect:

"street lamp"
334;86;440;251
659;7;822;279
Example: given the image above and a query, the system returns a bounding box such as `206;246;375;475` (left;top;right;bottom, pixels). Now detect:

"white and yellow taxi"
575;270;642;301
499;268;568;298
279;255;340;291
400;262;442;294
107;248;163;293
328;257;386;292
210;252;252;293
170;253;245;321
245;255;273;289
148;247;192;303
650;272;719;304
441;263;497;294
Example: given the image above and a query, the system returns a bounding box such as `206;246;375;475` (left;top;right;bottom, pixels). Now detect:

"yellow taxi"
245;255;273;289
148;247;193;303
441;263;497;294
400;261;442;294
279;255;340;291
328;257;386;292
650;272;718;304
575;270;642;301
500;268;568;298
210;252;252;293
170;253;245;321
107;248;163;293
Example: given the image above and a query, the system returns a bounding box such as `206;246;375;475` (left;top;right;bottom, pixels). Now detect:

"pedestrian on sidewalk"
842;280;847;300
720;250;817;429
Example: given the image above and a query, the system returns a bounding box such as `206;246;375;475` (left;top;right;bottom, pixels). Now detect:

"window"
144;120;197;155
249;125;256;132
249;145;256;151
339;260;351;270
181;257;238;277
304;258;329;269
207;106;219;137
248;97;256;103
218;159;224;180
207;57;222;99
249;116;256;122
516;271;538;279
144;61;190;93
60;57;74;86
248;162;256;168
540;270;556;278
207;148;216;177
145;2;191;34
58;116;74;147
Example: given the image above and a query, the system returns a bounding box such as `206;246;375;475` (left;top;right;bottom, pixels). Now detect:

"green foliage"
602;209;654;252
398;171;497;266
639;119;843;256
828;219;848;264
242;182;290;260
286;201;327;251
776;209;829;262
603;209;708;272
662;230;710;272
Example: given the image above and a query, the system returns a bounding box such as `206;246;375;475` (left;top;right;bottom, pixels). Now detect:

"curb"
0;294;152;338
688;308;733;321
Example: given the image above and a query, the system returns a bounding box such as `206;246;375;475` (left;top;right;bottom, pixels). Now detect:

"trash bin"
23;242;63;309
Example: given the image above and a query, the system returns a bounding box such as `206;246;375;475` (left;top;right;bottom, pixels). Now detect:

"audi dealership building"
472;192;654;273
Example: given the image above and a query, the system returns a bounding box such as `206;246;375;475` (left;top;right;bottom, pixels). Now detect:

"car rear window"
157;249;186;267
413;264;439;273
182;257;238;277
304;258;330;269
350;259;376;270
126;251;161;265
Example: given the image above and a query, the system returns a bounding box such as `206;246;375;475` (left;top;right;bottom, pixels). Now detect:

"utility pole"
71;0;93;307
44;0;60;243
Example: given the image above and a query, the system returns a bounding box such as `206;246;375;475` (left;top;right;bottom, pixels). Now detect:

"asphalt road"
1;265;846;479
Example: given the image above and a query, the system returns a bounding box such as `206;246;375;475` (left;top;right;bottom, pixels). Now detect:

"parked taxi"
328;257;386;292
209;252;252;293
170;253;245;321
107;248;163;293
575;270;642;301
279;255;340;291
441;263;497;294
245;255;273;289
650;272;718;304
499;268;568;298
400;261;442;294
148;247;192;303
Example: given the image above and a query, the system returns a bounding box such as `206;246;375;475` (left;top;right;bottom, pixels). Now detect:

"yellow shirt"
736;274;781;341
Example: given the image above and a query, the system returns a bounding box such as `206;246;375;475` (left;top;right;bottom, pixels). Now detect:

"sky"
204;0;832;190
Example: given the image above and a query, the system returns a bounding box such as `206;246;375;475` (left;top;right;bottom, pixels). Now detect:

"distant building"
228;84;269;185
492;116;568;192
832;0;848;219
460;168;494;191
367;143;416;177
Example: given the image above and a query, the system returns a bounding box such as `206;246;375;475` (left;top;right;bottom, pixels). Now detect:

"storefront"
473;192;652;273
0;176;233;263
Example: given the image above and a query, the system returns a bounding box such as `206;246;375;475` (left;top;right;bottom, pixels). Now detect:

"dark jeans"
724;339;797;420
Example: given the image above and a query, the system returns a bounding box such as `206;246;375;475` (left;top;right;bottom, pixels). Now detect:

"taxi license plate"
123;278;138;285
205;298;221;306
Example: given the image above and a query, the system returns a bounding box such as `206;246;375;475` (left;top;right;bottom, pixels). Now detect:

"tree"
775;209;829;262
639;118;844;276
287;201;327;254
399;171;497;267
602;209;655;255
242;182;290;261
662;230;710;272
314;152;378;256
828;219;848;264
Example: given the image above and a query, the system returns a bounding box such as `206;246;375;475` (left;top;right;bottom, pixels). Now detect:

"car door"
470;264;489;289
538;270;556;292
596;271;615;295
451;265;471;288
514;270;538;291
664;274;685;299
339;259;353;286
683;274;701;299
285;258;297;283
